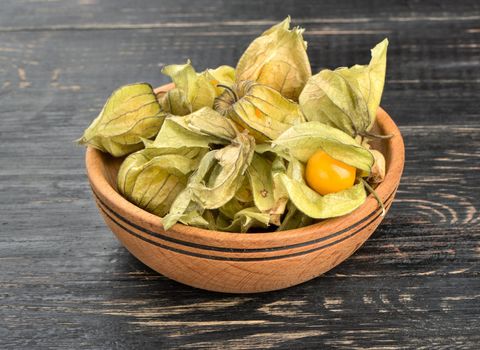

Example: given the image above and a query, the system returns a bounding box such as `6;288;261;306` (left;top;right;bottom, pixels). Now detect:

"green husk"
236;16;311;100
78;19;392;233
279;174;367;219
214;80;305;142
299;39;388;137
117;147;203;217
272;121;374;173
77;83;165;157
160;61;235;114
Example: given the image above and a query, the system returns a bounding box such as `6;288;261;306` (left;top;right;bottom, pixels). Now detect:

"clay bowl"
85;84;404;293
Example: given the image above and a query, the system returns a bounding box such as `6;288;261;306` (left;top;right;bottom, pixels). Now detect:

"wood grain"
0;0;479;348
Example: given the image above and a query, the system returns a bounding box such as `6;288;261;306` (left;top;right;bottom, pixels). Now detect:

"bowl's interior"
100;153;124;191
96;119;391;212
96;84;394;206
87;106;403;251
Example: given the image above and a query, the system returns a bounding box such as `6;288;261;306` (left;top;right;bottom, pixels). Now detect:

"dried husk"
299;39;388;137
236;17;311;100
214;80;305;142
161;61;235;115
77;83;165;157
117;147;203;217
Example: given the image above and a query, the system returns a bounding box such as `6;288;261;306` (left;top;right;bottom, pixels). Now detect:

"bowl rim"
86;84;404;248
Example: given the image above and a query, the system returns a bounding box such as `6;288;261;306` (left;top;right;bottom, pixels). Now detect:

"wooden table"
1;1;479;348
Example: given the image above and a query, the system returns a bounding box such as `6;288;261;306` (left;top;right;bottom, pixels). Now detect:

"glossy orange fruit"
305;150;356;195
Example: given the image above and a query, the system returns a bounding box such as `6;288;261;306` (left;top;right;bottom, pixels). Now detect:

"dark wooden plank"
1;0;479;29
0;0;479;349
2;271;480;349
0;21;479;126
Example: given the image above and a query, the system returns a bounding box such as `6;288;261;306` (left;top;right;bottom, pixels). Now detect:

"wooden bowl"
85;85;404;293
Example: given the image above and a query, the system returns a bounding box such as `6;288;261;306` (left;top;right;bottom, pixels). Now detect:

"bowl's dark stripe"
91;187;397;253
95;197;392;262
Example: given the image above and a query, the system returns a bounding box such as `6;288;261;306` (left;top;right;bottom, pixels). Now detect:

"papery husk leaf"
215;212;232;230
190;132;256;209
247;154;275;212
117;148;200;217
279;174;367;219
178;210;212;229
217;81;305;142
245;83;305;125
277;201;314;231
161;61;235;113
152;117;222;149
286;157;305;181
161;61;198;102
170;107;239;141
190;73;217;111
254;143;273;154
368;149;386;183
204;65;236;95
219;198;253;219
336;39;388;130
300;70;367;135
234;177;254;203
216;207;270;233
299;39;388;135
117;147;204;195
162;189;198;230
272;121;374;173
78;83;164;157
162;152;218;230
236;17;311;100
140;137;154;148
202;210;220;230
163;135;256;229
160;88;191;116
270;156;289;225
